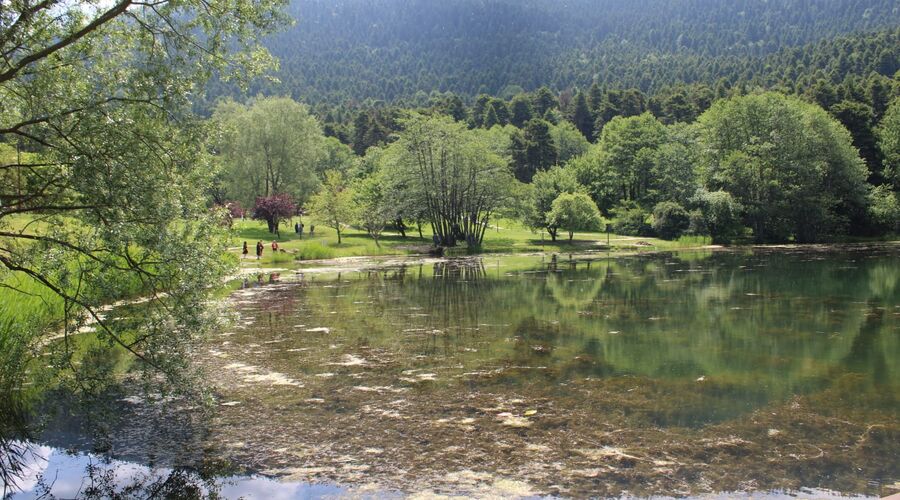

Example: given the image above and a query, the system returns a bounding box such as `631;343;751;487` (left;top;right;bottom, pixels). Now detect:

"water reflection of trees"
0;328;218;495
19;454;226;499
356;249;898;412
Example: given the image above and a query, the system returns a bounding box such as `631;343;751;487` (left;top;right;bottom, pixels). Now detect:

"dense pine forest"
206;0;900;104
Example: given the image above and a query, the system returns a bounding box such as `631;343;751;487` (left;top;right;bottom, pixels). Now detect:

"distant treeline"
203;0;900;106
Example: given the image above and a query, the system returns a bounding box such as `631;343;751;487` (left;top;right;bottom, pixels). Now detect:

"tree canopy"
384;115;514;248
212;97;326;209
0;0;286;377
697;92;870;242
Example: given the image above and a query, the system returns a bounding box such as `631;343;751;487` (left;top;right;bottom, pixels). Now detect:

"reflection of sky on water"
3;444;51;493
6;442;348;499
2;442;881;499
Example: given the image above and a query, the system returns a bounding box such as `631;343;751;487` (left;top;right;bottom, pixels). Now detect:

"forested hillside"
213;0;900;104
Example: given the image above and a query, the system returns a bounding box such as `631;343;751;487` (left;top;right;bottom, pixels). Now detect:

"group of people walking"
239;220;314;261
241;241;272;260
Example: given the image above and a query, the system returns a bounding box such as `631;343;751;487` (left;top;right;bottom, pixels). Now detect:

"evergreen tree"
483;105;501;129
510;95;535;128
533;87;558;117
443;94;468;122
488;98;510;126
571;91;594;140
472;94;492;128
524;119;558;177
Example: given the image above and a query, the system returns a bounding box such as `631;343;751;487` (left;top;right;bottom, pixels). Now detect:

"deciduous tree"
697;92;870;242
309;171;354;244
546;193;602;241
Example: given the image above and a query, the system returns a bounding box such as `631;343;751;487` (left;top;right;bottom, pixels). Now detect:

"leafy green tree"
692;189;744;243
352;174;393;247
213;97;325;209
471;94;492;128
317;137;356;178
483;105;501;129
651;202;690;240
352;111;373;156
442;94;468;122
309;170;354;244
868;185;900;233
524;167;581;241
487;99;510;126
830;100;880;179
877;97;900;188
594;113;668;207
0;0;284;377
532;87;558;117
697;92;870;242
551;122;591;164
610;202;652;236
648;123;701;206
546;193;602;241
386;115;513;248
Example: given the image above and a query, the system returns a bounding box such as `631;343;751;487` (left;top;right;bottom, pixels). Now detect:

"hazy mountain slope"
225;0;900;103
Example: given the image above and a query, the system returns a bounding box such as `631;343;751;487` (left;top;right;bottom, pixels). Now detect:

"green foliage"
524;166;581;241
309;170;355;244
579;113;667;211
571;92;594;140
868;185;900;233
509;95;535;128
649;124;701;207
510;119;558;183
0;0;283;383
610;203;653;237
294;241;338;260
212;97;326;208
547;193;602;241
351;173;394;246
652;202;691;240
697;92;871;242
384;115;514;248
877;98;900;188
228;1;899;105
692;190;745;244
551;121;591;164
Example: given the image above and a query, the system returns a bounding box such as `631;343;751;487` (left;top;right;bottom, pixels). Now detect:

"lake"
5;245;899;498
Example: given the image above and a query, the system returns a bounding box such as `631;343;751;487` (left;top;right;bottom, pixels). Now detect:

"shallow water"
7;246;900;498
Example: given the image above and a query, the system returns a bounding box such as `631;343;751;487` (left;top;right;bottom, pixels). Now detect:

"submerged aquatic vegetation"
8;245;900;497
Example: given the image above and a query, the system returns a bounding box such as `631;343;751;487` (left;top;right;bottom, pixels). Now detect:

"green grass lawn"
229;218;712;267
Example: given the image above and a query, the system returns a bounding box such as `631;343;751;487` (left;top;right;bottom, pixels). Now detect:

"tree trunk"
569;231;574;241
337;227;342;244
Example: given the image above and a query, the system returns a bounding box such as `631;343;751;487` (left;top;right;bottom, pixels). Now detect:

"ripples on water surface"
6;245;900;498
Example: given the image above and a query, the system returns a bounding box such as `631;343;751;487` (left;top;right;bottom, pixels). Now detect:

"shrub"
652;202;690;240
693;189;744;244
610;203;652;236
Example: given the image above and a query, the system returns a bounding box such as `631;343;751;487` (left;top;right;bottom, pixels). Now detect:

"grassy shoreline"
228;218;713;269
